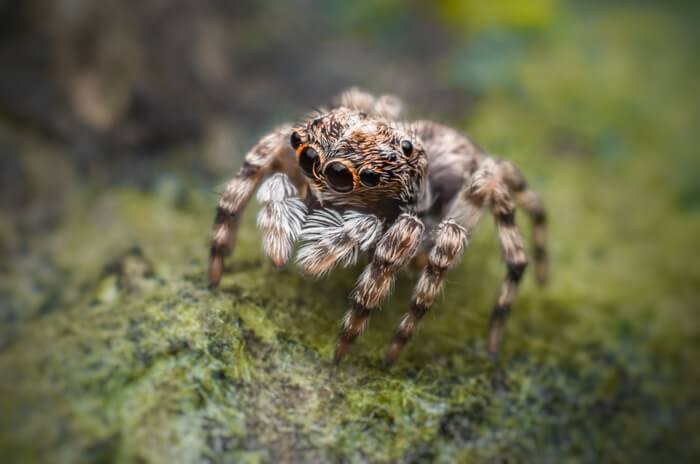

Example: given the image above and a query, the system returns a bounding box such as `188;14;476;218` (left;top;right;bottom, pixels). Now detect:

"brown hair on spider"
290;108;427;220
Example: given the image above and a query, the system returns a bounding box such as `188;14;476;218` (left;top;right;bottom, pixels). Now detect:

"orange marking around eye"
297;144;326;180
330;158;360;190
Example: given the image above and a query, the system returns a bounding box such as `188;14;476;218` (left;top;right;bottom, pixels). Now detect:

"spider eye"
299;146;320;177
324;161;354;192
290;131;302;149
359;169;380;187
401;140;413;156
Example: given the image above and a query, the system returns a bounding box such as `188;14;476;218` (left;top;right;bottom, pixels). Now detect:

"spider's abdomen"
412;121;486;219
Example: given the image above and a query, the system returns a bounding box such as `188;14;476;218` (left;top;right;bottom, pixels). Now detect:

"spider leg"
334;213;424;364
386;159;530;364
385;184;485;365
256;174;307;267
335;87;403;119
473;161;529;360
384;221;465;364
499;160;548;285
209;124;297;287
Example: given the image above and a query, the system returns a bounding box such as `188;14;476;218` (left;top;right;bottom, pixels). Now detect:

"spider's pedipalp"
296;209;383;277
256;174;307;267
299;208;344;241
334;213;424;363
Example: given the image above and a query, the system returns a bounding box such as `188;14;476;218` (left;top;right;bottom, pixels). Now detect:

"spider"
208;88;547;366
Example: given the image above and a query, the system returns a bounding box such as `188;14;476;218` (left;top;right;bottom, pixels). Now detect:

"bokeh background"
1;0;699;462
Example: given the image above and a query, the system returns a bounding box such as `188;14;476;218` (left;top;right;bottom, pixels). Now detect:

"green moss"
1;2;699;463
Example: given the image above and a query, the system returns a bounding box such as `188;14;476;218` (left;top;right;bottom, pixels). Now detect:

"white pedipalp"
296;208;384;277
256;174;307;266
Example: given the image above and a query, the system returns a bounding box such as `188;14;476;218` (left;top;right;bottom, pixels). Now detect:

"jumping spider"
209;88;547;365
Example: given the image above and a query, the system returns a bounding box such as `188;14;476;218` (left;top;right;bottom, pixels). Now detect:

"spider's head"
290;108;426;215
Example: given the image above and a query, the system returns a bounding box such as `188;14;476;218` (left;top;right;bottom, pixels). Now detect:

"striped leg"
478;163;529;360
384;185;487;364
387;160;530;363
209;125;295;287
334;213;424;364
385;219;469;365
499;160;548;284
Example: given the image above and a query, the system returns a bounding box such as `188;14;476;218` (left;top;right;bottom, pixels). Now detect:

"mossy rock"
1;157;698;462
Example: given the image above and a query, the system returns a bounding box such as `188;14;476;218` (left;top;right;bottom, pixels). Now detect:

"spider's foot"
535;261;548;286
487;335;502;364
383;341;403;367
333;340;351;365
208;248;225;288
384;345;401;369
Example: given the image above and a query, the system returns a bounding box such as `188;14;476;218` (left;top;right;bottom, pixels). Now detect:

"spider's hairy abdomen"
209;88;549;366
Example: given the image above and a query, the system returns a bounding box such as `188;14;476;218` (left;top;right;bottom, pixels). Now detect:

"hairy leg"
334;213;424;364
209;125;296;286
473;161;529;360
335;87;403;119
499;160;548;284
385;219;469;364
385;172;487;364
386;160;529;363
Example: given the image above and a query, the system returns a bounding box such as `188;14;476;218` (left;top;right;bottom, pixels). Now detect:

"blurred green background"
1;0;699;462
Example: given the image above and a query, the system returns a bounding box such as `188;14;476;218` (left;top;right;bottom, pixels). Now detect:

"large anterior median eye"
324;161;354;192
299;146;320;177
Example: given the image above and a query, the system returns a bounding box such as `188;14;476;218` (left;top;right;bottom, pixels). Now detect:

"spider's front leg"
209;124;299;286
334;213;424;364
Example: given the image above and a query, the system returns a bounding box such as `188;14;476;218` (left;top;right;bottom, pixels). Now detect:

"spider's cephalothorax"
291;108;427;220
209;88;548;365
